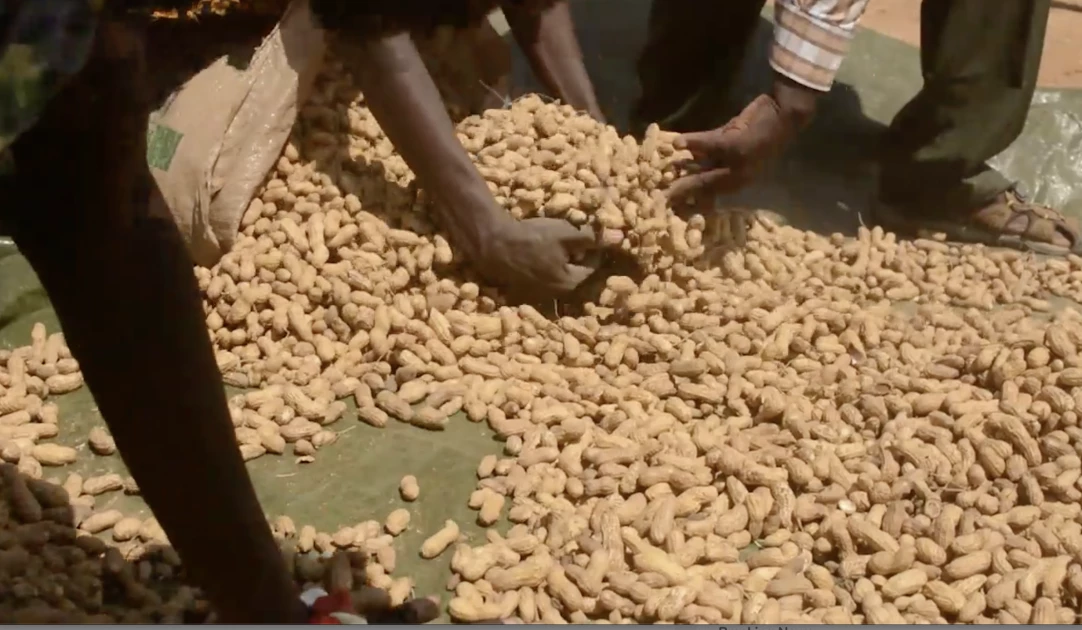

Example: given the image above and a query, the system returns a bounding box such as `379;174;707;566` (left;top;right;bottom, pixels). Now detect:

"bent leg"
875;0;1079;254
7;15;305;624
879;0;1049;211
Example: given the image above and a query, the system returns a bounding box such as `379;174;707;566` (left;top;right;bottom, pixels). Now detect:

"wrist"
468;206;510;244
771;73;819;132
438;193;510;250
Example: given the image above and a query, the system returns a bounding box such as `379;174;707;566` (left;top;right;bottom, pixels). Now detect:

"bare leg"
7;15;306;624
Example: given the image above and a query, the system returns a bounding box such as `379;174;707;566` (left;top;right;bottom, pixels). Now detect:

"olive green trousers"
629;0;1050;213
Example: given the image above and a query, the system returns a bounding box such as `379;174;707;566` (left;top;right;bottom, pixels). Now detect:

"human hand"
667;72;820;211
472;215;596;295
666;94;791;209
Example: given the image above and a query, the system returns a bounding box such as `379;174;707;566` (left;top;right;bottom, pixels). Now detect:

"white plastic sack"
146;0;326;266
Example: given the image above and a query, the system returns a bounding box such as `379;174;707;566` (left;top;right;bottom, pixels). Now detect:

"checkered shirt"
771;0;871;92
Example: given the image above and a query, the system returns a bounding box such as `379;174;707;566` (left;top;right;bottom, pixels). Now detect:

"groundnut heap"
5;51;1082;621
188;57;1082;624
0;463;436;623
0;325;438;623
0;324;85;475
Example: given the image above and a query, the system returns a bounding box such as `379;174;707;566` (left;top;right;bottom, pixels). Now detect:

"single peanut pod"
82;473;124;496
420;520;460;559
45;372;84;394
1;464;42;523
80;509;124;534
87;426;117;455
112;517;143;542
385;509;411;536
478;492;506;526
30;443;77;466
400;475;420;501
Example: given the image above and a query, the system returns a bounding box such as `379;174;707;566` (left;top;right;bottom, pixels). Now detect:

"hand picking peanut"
1;0;602;624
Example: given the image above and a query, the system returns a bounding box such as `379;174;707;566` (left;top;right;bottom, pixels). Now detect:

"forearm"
9;19;305;624
768;0;869;131
345;31;506;241
502;0;603;121
771;72;819;132
40;222;308;625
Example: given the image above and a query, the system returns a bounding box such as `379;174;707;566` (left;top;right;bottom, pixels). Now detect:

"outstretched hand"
475;216;596;295
666;94;792;211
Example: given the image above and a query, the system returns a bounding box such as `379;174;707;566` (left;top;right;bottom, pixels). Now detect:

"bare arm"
769;0;871;125
501;0;603;121
345;31;511;251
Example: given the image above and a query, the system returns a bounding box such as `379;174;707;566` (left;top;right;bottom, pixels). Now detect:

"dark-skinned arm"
768;0;871;130
8;16;307;624
501;0;604;122
344;31;511;251
772;73;819;135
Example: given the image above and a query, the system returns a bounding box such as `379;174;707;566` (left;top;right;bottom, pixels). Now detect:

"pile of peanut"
0;324;88;476
0;460;430;622
0;462;206;623
7;61;1082;621
0;323;134;485
192;74;1082;625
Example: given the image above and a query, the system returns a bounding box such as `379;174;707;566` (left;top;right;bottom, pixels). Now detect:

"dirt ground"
847;0;1082;88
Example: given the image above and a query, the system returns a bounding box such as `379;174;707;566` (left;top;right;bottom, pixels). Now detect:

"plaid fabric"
771;0;870;92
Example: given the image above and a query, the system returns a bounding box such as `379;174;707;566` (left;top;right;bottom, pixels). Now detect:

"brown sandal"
874;189;1082;256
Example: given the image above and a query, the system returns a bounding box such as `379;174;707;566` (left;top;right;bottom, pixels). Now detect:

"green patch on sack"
146;123;184;172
